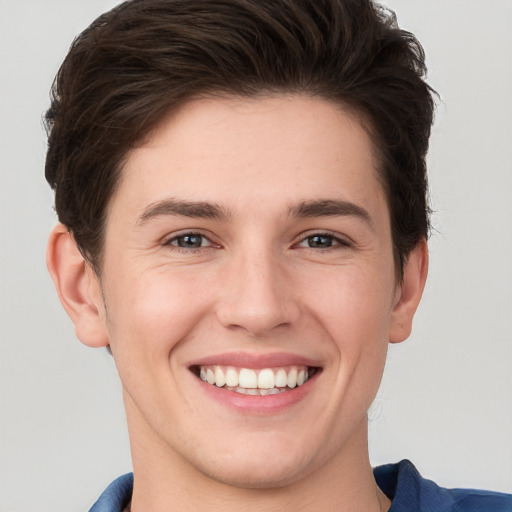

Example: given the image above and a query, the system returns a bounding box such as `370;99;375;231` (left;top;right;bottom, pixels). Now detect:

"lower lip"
195;373;318;413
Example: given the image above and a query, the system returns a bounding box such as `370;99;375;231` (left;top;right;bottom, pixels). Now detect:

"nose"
215;247;300;337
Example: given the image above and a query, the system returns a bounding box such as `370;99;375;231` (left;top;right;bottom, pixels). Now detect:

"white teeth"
206;368;215;385
239;368;258;388
275;368;287;388
257;368;275;389
197;364;313;394
214;367;225;387
287;368;298;388
227;386;286;395
225;367;239;387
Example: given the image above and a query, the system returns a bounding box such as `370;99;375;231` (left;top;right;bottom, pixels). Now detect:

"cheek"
300;261;394;400
104;267;214;365
303;264;395;343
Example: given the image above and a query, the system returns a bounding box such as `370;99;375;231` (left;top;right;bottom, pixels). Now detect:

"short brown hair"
45;0;436;275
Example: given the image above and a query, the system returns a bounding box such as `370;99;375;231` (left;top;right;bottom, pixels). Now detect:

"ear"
46;224;109;348
389;238;428;344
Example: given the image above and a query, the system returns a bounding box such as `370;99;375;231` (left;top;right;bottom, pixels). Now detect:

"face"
91;95;411;487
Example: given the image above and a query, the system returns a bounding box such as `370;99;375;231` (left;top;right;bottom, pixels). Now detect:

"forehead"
111;94;386;223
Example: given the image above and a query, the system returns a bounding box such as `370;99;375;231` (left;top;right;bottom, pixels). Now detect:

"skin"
47;95;428;511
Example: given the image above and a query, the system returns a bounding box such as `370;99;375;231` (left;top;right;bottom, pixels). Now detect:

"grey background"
1;0;511;510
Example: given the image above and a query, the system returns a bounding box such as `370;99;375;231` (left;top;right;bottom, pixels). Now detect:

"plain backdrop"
1;1;511;510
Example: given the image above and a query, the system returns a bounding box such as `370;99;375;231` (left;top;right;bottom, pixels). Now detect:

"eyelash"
163;232;214;251
295;232;352;251
163;231;351;252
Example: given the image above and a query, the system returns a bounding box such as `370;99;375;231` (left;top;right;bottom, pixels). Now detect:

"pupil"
309;235;332;248
179;235;202;248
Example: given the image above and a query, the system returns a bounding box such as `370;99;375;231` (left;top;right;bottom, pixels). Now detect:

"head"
45;0;435;279
45;0;434;498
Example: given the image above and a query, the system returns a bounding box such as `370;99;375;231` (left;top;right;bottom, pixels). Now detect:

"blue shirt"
375;460;512;512
89;460;512;511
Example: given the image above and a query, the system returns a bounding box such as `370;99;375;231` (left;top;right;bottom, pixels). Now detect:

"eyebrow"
289;199;373;227
137;198;231;224
137;197;373;228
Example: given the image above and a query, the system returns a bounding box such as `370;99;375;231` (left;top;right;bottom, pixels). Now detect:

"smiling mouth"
191;365;320;396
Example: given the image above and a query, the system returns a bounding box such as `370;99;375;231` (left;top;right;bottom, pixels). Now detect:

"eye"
297;233;350;249
305;234;334;248
166;233;212;249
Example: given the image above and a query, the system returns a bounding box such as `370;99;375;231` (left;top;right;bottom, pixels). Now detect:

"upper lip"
188;351;322;370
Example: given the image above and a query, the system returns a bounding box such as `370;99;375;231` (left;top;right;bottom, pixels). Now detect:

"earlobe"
46;224;109;348
389;239;429;344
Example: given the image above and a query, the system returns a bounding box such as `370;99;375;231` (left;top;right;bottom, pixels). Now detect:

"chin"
199;455;310;490
176;429;316;489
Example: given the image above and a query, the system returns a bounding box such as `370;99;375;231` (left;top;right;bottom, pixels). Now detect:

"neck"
126;407;390;512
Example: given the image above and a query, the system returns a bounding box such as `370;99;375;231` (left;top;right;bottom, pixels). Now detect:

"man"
44;0;512;510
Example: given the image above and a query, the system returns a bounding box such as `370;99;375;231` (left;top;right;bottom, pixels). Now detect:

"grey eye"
306;235;334;248
173;234;205;248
